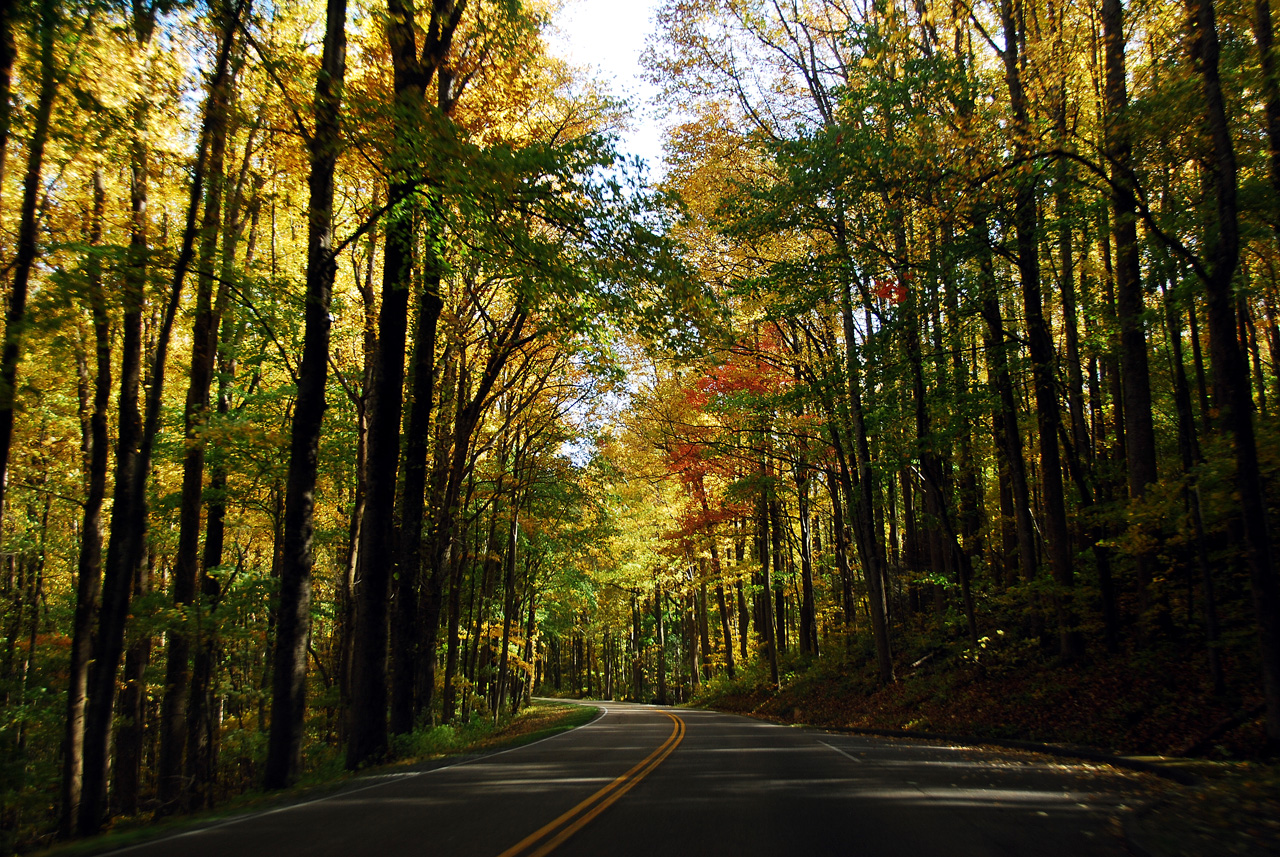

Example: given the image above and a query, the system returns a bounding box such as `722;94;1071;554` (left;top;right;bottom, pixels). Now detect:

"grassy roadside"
33;701;598;857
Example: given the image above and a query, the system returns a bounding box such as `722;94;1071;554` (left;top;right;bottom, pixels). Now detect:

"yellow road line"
496;712;685;857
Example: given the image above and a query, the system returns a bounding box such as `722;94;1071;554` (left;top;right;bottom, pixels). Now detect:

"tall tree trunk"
654;588;667;705
903;279;980;648
419;318;525;722
1103;0;1158;497
1000;0;1081;659
159;28;234;805
520;581;537;708
337;231;378;739
755;474;779;686
80;2;237;829
188;122;260;809
831;209;894;680
0;0;16;221
826;465;855;630
61;170;108;835
769;495;787;656
265;0;347;789
389;251;443;734
0;0;55;533
1162;278;1224;692
493;486;522;719
698;574;712;682
1188;0;1280;749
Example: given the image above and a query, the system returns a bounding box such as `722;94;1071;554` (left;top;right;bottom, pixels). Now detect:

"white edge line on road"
819;740;863;764
102;703;609;856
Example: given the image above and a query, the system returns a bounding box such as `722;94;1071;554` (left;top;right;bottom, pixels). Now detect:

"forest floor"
691;639;1280;856
31;701;597;857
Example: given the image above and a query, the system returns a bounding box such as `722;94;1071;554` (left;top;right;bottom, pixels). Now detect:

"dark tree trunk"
1000;0;1081;659
795;459;818;657
159;31;234;806
654;589;667;705
188;121;260;809
697;475;735;678
80;2;237;830
1162;278;1224;692
349;0;465;767
1188;0;1280;749
493;493;522;718
826;466;855;630
755;479;779;686
337;232;377;738
389;256;443;734
769;497;787;655
840;282;893;682
1103;0;1158;497
0;0;15;220
698;575;712;681
265;0;347;789
61;170;109;835
111;555;151;818
0;0;54;534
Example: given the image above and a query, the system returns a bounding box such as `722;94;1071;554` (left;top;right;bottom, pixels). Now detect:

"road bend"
99;702;1150;856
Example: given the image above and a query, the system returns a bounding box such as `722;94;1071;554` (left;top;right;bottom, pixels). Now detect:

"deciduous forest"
0;0;1278;849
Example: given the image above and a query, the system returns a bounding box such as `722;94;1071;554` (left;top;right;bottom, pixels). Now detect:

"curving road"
102;702;1152;856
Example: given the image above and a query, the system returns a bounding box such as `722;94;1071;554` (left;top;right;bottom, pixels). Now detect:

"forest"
0;0;1277;849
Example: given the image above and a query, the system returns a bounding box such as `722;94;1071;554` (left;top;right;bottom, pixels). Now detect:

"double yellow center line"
496;712;685;857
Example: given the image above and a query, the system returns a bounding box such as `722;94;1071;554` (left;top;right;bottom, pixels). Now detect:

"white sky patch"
547;0;666;177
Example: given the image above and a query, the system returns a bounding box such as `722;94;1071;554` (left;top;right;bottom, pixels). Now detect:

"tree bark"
61;169;108;835
0;0;55;535
265;0;347;789
80;1;237;829
1000;0;1081;659
159;22;234;804
1103;0;1158;498
0;0;16;222
389;252;443;734
1187;0;1280;749
349;0;466;768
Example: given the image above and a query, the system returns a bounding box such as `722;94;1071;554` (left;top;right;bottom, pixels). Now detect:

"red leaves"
873;275;909;304
692;336;794;405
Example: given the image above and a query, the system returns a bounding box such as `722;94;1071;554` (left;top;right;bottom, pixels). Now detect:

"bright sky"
547;0;667;177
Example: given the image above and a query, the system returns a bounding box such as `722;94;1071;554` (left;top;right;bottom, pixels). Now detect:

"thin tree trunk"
493;492;522;719
795;459;818;657
0;0;16;222
0;0;55;533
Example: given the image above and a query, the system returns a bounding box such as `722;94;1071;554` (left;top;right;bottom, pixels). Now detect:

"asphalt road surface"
103;702;1153;856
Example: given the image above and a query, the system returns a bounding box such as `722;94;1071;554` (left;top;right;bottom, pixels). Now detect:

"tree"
266;0;348;789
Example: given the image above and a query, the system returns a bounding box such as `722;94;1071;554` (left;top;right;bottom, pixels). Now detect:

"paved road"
105;702;1153;856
